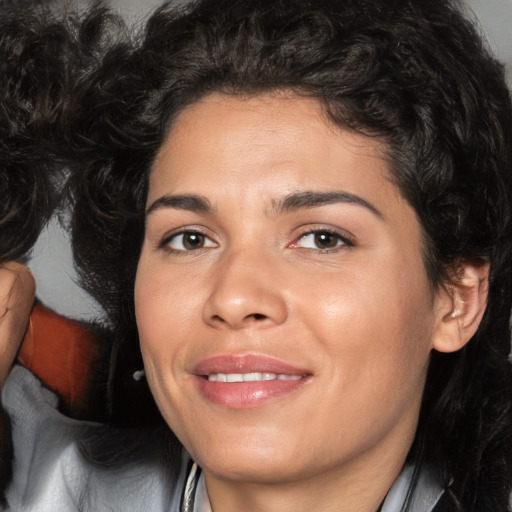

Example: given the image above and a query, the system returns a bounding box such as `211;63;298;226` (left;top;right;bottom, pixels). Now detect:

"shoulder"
2;365;89;510
2;365;187;511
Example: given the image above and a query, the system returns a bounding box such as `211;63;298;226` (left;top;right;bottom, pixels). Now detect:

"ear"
432;261;490;353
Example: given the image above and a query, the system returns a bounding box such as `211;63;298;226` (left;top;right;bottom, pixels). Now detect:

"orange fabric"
18;303;98;412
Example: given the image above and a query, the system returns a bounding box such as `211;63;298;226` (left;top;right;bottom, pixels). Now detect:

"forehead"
149;92;402;211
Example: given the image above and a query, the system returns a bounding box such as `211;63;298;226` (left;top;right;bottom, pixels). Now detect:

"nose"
203;250;288;330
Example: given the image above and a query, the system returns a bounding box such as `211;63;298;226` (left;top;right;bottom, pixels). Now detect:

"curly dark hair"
0;6;60;261
0;1;130;262
67;0;512;510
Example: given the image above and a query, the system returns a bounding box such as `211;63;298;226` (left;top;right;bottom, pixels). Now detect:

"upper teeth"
208;372;302;382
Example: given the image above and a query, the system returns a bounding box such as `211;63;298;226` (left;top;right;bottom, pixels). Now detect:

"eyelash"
159;227;355;255
290;228;355;252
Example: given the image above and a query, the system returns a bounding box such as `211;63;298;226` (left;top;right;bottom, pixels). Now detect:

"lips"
192;354;311;408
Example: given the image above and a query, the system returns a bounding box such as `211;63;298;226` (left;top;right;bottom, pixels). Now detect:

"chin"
200;454;308;484
185;428;309;482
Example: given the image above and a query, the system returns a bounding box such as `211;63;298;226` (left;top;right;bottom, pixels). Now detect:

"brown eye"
313;232;339;249
166;231;216;251
295;230;348;250
183;232;205;250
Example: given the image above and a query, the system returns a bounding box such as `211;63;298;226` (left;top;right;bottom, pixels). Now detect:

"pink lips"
193;354;310;409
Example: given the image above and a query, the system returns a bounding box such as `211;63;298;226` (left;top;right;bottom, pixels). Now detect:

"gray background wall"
28;0;512;322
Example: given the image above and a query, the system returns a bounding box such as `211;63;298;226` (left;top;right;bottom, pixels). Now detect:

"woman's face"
135;93;446;487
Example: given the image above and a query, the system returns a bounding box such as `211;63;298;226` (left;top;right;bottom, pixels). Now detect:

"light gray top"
2;365;445;512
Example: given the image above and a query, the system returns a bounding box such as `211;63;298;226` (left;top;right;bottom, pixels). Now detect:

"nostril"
249;313;267;321
209;313;267;327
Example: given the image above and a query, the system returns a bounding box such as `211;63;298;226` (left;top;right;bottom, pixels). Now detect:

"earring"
132;369;145;381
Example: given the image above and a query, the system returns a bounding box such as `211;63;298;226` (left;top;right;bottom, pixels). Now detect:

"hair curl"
67;1;512;509
0;5;58;261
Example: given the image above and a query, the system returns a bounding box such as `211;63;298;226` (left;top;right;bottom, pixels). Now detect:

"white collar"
187;463;445;512
381;464;444;512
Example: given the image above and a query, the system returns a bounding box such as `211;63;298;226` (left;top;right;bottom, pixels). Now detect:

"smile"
192;354;311;408
207;372;303;382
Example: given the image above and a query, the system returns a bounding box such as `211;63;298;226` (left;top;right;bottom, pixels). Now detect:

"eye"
293;230;352;251
163;230;216;252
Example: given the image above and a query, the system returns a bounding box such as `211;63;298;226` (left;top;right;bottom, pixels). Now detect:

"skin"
0;261;35;481
135;93;484;512
0;261;35;387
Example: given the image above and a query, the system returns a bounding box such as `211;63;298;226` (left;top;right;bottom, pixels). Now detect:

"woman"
3;0;512;510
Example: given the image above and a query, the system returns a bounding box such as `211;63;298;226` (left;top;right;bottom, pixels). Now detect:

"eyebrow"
271;191;383;218
145;190;383;219
146;194;214;216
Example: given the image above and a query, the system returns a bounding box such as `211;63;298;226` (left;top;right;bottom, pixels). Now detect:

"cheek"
293;252;436;388
134;262;199;429
300;269;434;448
135;259;200;347
135;262;182;377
